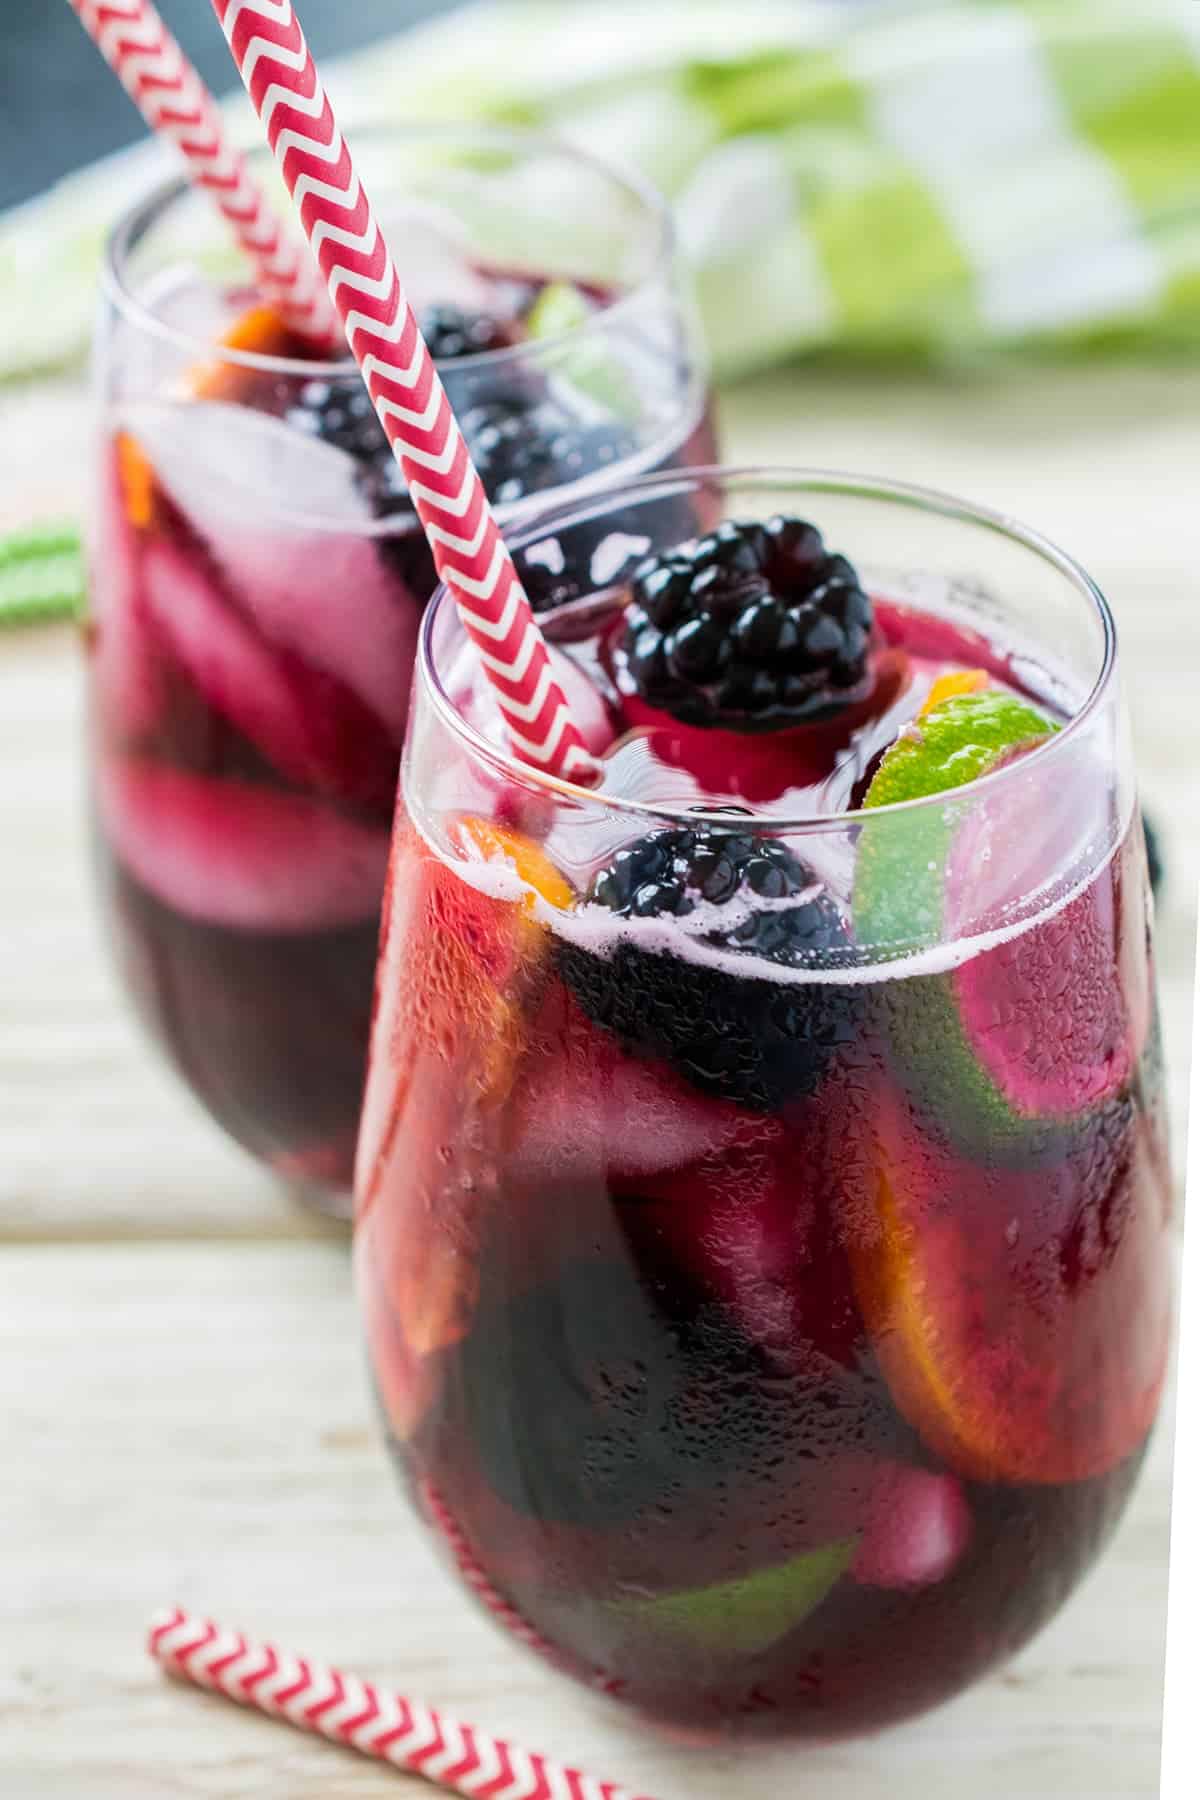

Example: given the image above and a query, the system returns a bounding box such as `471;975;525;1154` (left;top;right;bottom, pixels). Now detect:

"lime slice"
864;687;1055;813
855;688;1055;960
609;1540;855;1656
854;685;1099;1155
525;280;638;421
524;280;594;341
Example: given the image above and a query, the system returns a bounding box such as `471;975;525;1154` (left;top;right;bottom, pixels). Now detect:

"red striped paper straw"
208;0;600;783
149;1607;655;1799
66;0;337;346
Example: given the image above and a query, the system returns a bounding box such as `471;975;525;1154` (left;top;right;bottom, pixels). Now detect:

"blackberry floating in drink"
356;469;1171;1740
85;127;714;1209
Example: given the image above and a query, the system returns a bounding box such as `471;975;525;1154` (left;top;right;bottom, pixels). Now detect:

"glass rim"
419;463;1119;833
101;118;678;380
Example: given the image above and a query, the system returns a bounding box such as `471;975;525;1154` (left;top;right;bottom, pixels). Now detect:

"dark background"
0;0;458;210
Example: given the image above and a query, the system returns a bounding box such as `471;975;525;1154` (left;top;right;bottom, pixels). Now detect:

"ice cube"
98;758;390;931
118;400;417;739
852;1466;972;1591
505;987;744;1188
119;398;369;525
140;541;398;812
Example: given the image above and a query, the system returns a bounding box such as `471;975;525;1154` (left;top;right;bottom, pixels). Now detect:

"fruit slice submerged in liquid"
605;1451;972;1651
944;789;1151;1122
89;437;168;739
140;540;399;814
610;1540;856;1656
358;822;568;1369
846;1082;1170;1484
98;759;390;931
857;685;1149;1150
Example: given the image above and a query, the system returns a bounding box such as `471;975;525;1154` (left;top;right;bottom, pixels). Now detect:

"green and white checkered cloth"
11;0;1200;626
3;0;1199;387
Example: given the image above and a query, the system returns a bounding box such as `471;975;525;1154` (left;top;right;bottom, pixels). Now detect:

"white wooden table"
1;362;1194;1798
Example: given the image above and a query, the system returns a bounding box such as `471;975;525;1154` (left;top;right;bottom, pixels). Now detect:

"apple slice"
97;758;389;932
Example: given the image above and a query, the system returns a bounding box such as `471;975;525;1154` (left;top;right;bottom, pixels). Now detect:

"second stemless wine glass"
85;123;714;1214
355;467;1171;1741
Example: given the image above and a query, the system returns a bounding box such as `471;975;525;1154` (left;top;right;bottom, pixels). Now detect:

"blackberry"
559;826;859;1110
283;374;426;577
418;302;514;361
619;515;874;729
515;475;704;616
285;376;390;464
286;367;645;607
281;301;521;476
462;392;637;511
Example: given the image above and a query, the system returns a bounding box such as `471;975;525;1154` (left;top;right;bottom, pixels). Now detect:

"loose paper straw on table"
208;0;600;784
66;0;337;346
149;1607;655;1799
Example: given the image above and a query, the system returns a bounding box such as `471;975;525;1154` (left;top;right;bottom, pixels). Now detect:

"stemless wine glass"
85;123;714;1214
355;467;1171;1741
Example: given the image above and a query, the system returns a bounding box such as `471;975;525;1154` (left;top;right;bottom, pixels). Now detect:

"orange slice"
186;304;304;402
847;1086;1170;1484
357;821;573;1360
115;431;159;530
449;816;574;913
919;668;989;717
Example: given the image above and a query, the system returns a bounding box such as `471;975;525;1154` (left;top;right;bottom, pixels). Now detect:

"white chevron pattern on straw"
67;0;336;344
209;0;599;783
147;1606;654;1798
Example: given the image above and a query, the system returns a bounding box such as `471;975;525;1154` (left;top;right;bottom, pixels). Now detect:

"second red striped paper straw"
209;0;601;783
67;0;337;346
149;1606;656;1799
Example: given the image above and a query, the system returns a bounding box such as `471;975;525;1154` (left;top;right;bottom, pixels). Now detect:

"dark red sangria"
85;126;714;1209
356;469;1171;1740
